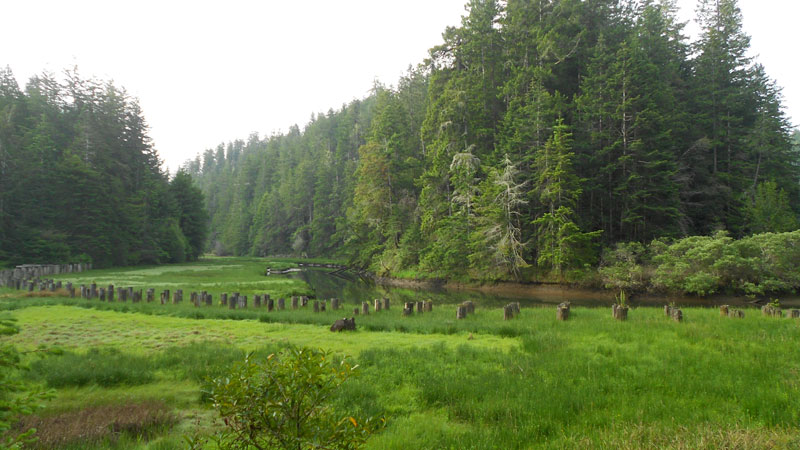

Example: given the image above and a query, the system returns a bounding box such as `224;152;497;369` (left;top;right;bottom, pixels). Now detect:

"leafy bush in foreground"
205;347;384;450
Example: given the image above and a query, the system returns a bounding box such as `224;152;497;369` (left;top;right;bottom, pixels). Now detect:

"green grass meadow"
2;258;800;449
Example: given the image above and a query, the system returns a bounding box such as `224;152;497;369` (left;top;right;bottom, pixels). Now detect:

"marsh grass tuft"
13;401;176;449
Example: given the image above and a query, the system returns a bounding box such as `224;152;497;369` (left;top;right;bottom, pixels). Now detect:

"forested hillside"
187;0;799;281
0;69;207;268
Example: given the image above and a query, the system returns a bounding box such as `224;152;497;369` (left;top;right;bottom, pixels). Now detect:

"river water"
289;268;800;309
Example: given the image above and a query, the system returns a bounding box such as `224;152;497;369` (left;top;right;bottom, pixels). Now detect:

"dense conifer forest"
0;69;207;267
185;0;799;282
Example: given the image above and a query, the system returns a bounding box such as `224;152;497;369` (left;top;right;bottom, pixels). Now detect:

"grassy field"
2;258;800;449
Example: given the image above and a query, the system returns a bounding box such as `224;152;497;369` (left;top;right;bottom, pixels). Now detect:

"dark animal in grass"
330;317;356;332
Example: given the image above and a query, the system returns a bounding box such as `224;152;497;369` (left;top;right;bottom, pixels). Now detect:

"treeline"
0;68;207;268
187;0;799;281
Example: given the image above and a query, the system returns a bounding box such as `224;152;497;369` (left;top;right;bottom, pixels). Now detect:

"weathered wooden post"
161;290;170;305
320;301;326;312
416;301;423;313
613;304;628;321
512;302;520;315
382;298;390;310
69;286;75;298
127;287;134;301
402;305;413;316
229;294;237;309
254;295;262;308
719;305;729;316
729;309;744;318
361;302;370;315
313;300;320;313
457;305;467;319
267;298;274;311
291;296;299;309
463;301;475;315
98;287;106;301
240;295;247;309
147;289;154;302
80;285;87;298
220;293;228;306
277;298;285;310
374;299;382;312
671;308;683;322
503;304;514;321
205;293;213;306
664;305;673;317
190;292;198;306
301;296;309;307
90;283;97;298
331;298;340;310
791;310;800;319
353;307;360;315
108;285;114;302
557;302;570;321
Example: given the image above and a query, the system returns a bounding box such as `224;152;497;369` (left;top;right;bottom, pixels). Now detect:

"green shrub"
206;347;384;450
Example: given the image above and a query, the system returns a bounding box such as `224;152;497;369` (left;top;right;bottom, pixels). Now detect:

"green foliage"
599;242;647;292
744;181;799;233
0;317;51;449
173;0;798;286
0;69;207;268
207;347;384;450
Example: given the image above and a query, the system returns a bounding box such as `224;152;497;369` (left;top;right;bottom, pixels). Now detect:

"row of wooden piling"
0;263;92;287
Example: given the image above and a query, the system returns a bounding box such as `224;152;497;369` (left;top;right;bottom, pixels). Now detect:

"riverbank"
372;274;800;308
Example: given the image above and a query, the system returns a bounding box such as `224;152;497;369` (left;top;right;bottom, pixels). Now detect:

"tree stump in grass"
268;298;274;311
557;302;570;321
80;285;86;298
671;308;683;322
424;301;433;312
503;305;514;321
361;302;370;315
277;298;285;310
720;305;729;316
301;296;309;307
254;295;261;308
729;309;744;318
383;298;390;310
373;299;381;312
147;289;154;302
108;285;114;301
229;295;237;309
191;292;198;305
790;310;800;319
664;305;672;317
331;298;339;310
353;307;360;315
613;304;628;321
99;288;106;301
291;296;298;309
161;290;169;305
417;301;424;313
463;301;475;314
320;301;326;312
512;302;520;315
69;286;75;298
240;295;248;309
205;294;213;306
761;304;783;318
220;293;228;306
313;300;320;313
457;305;467;320
128;287;134;301
402;307;413;316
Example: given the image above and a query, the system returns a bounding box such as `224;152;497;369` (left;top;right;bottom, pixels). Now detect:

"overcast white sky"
3;0;798;171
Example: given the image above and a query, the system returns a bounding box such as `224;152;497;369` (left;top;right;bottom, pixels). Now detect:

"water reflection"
287;268;800;308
